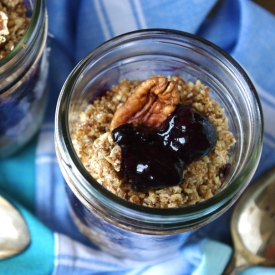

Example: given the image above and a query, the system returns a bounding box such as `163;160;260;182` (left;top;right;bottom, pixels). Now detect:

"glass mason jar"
55;29;263;261
0;0;48;158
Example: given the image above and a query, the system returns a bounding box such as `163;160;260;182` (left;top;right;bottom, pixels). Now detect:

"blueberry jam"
156;104;217;164
112;105;217;192
113;123;183;191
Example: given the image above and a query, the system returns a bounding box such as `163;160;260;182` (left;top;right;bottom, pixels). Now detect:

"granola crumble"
72;76;236;208
0;0;30;59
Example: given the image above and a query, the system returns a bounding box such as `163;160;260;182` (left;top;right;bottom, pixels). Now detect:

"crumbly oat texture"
72;76;236;208
0;0;30;59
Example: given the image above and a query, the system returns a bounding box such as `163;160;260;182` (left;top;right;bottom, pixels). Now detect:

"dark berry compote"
112;105;217;192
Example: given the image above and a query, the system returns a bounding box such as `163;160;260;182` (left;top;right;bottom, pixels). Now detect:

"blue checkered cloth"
1;0;275;274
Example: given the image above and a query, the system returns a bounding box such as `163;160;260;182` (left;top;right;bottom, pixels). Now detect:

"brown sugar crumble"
0;0;30;59
72;76;236;208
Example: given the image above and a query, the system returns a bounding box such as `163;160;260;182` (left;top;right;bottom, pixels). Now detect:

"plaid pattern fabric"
1;0;275;274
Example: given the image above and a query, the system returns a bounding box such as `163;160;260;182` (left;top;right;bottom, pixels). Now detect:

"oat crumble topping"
0;0;30;59
72;76;236;208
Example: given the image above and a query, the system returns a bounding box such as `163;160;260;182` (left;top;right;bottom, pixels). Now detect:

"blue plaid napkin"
1;0;275;274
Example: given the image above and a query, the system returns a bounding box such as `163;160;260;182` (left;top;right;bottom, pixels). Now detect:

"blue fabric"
1;0;275;274
239;266;275;275
0;136;37;212
193;240;232;275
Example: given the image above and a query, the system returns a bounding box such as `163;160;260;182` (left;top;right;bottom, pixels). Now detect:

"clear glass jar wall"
0;0;48;158
55;30;263;260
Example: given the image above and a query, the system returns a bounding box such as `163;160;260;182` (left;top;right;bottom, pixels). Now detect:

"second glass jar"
0;0;48;158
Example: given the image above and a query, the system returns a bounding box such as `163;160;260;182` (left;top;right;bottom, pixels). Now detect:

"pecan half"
110;76;180;131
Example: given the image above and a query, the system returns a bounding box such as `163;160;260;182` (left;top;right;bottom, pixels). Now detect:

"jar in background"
0;0;48;158
55;29;263;260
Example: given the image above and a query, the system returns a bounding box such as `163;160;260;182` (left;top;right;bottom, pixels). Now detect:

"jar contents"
72;75;236;208
113;105;217;192
0;0;30;59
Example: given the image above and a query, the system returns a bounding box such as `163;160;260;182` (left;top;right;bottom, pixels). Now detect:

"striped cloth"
1;0;275;274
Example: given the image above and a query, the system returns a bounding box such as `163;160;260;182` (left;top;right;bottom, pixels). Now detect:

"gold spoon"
0;195;30;260
223;167;275;274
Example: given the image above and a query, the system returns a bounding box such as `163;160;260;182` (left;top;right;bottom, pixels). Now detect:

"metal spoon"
223;167;275;274
0;195;30;260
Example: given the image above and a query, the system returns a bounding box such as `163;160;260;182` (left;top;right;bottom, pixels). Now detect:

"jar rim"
56;29;263;227
0;0;47;95
0;0;45;67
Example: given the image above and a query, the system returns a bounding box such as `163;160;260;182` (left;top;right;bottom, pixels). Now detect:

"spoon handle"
222;250;249;275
